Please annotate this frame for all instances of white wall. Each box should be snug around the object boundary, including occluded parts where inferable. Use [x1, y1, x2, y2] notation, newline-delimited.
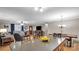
[0, 19, 79, 35]
[45, 20, 79, 35]
[0, 25, 4, 29]
[0, 24, 22, 32]
[0, 24, 11, 32]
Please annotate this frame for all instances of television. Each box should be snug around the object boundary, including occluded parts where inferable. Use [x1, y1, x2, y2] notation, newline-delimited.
[36, 26, 42, 30]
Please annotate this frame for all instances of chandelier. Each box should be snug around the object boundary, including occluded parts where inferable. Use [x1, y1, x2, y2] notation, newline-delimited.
[58, 15, 66, 34]
[34, 7, 45, 12]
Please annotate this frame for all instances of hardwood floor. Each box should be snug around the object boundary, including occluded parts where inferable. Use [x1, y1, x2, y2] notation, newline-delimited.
[0, 46, 10, 51]
[64, 44, 79, 51]
[0, 42, 11, 51]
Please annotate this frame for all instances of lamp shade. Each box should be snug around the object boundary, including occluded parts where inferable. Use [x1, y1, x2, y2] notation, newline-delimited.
[0, 29, 7, 33]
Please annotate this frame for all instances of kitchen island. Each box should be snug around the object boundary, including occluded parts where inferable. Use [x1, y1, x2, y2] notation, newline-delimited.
[10, 37, 65, 51]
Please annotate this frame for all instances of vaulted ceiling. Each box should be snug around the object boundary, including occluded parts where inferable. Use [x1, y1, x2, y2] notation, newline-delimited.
[0, 7, 79, 25]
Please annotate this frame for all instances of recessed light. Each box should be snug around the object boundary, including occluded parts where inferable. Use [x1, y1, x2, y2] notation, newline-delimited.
[40, 8, 43, 12]
[34, 7, 39, 11]
[45, 24, 48, 26]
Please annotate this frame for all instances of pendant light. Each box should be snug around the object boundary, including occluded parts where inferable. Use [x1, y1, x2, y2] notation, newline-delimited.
[58, 15, 66, 34]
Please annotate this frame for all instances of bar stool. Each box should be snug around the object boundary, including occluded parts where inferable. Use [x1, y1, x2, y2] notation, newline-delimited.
[65, 37, 72, 47]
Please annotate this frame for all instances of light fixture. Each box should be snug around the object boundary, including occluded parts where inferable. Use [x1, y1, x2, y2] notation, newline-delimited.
[40, 8, 43, 12]
[21, 21, 24, 25]
[45, 23, 48, 27]
[58, 15, 66, 34]
[0, 29, 7, 33]
[34, 7, 39, 11]
[62, 24, 66, 27]
[58, 24, 66, 28]
[34, 7, 45, 12]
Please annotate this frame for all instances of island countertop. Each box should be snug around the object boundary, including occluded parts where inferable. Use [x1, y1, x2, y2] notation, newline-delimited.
[10, 37, 65, 51]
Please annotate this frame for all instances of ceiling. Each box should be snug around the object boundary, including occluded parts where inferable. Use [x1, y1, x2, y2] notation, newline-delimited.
[0, 7, 79, 25]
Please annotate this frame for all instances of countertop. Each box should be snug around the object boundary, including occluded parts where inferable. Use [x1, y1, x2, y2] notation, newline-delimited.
[10, 37, 65, 51]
